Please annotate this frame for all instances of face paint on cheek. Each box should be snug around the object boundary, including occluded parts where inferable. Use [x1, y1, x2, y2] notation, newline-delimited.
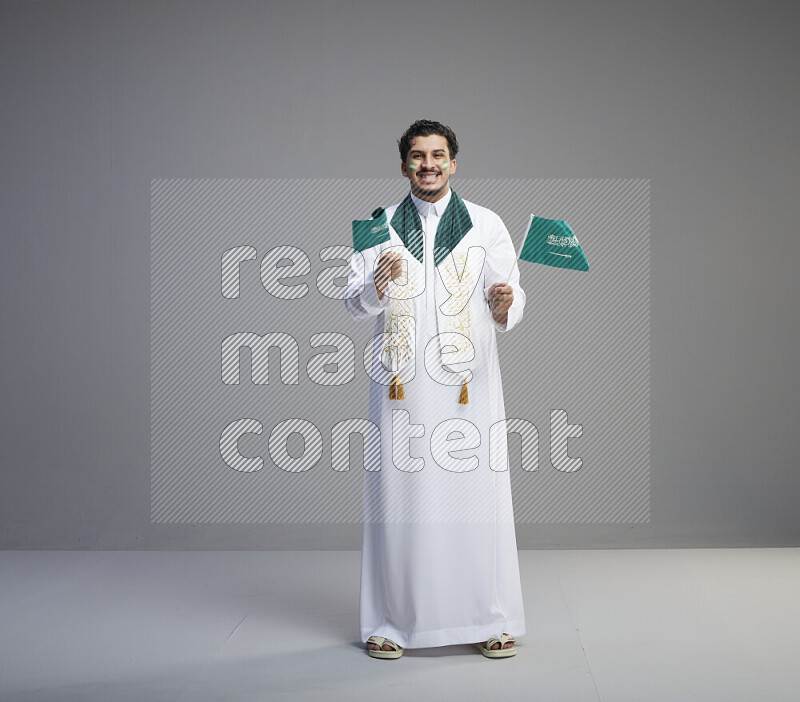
[408, 162, 419, 171]
[440, 161, 450, 170]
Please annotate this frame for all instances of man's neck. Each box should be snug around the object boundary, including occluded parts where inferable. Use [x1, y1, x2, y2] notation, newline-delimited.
[411, 185, 451, 204]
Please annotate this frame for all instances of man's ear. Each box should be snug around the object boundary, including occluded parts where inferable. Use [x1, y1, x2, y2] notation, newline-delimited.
[400, 161, 409, 178]
[450, 159, 457, 176]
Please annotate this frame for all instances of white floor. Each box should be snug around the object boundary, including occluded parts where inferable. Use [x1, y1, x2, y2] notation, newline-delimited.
[0, 548, 798, 701]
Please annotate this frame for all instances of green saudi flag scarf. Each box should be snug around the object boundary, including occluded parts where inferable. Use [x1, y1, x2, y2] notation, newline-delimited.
[390, 189, 473, 267]
[352, 190, 473, 264]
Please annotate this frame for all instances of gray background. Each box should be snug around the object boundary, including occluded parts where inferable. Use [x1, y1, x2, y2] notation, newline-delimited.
[1, 0, 797, 549]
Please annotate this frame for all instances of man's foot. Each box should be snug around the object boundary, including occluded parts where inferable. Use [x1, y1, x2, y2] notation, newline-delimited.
[366, 635, 404, 658]
[367, 639, 396, 651]
[474, 632, 516, 658]
[483, 631, 514, 650]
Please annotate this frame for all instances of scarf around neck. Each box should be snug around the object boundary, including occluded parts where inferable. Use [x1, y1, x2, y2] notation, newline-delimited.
[390, 189, 473, 267]
[381, 189, 479, 405]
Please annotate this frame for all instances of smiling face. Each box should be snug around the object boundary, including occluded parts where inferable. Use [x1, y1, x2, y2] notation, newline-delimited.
[400, 134, 457, 203]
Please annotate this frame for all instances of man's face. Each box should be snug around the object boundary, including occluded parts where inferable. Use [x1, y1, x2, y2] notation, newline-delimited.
[400, 134, 457, 202]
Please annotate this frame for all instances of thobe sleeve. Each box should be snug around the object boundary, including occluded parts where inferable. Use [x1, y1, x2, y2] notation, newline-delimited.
[343, 245, 391, 321]
[482, 214, 526, 333]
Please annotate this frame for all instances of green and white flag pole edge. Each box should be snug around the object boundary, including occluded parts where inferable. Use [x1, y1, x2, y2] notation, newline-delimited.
[503, 213, 535, 285]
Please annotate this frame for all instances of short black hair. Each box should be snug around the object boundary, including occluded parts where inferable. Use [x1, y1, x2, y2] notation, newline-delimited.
[398, 120, 459, 162]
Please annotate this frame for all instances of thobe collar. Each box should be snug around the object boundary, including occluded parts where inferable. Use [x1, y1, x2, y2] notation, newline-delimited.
[390, 187, 473, 267]
[410, 187, 452, 219]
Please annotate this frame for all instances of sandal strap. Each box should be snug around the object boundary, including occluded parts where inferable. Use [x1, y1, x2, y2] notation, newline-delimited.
[367, 635, 401, 650]
[485, 633, 515, 649]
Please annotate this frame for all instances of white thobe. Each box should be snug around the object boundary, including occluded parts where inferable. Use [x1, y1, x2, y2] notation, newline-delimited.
[345, 187, 527, 649]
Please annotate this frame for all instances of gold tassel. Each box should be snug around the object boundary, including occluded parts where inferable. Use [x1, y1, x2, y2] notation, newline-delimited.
[458, 378, 469, 404]
[389, 374, 405, 400]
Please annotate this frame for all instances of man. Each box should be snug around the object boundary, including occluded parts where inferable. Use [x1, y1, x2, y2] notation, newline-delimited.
[344, 120, 526, 659]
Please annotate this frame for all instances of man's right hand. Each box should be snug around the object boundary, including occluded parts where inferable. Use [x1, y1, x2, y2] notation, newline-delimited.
[375, 251, 405, 299]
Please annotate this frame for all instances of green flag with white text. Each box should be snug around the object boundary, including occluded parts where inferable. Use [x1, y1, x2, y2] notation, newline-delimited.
[518, 214, 589, 271]
[352, 207, 391, 252]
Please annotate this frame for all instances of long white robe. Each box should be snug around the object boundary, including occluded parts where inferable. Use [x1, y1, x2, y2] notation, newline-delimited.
[345, 188, 527, 649]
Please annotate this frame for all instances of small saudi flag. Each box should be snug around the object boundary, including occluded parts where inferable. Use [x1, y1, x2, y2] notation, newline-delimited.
[516, 214, 589, 272]
[352, 207, 391, 252]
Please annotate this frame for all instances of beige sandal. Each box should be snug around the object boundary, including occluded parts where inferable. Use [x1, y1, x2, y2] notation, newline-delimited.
[366, 635, 405, 659]
[473, 632, 516, 658]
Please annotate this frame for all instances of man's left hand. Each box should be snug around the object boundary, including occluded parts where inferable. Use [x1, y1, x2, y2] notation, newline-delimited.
[488, 283, 513, 324]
